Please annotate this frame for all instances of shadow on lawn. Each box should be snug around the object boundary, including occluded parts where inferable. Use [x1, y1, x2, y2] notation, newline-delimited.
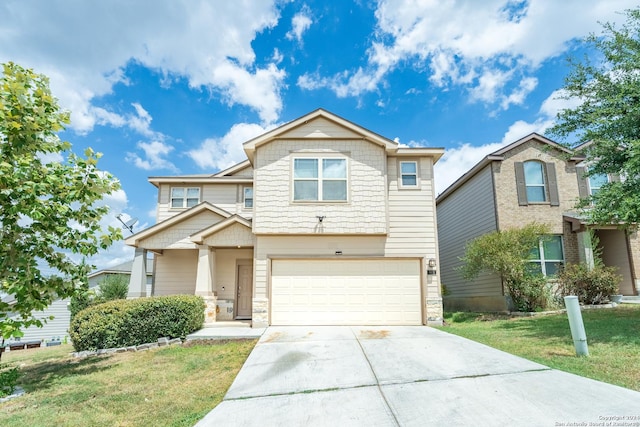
[18, 355, 114, 393]
[495, 306, 640, 346]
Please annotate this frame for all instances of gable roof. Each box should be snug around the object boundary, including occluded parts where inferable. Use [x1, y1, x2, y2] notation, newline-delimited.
[436, 133, 583, 204]
[189, 215, 253, 244]
[213, 159, 252, 177]
[88, 259, 154, 278]
[242, 108, 399, 163]
[124, 202, 233, 247]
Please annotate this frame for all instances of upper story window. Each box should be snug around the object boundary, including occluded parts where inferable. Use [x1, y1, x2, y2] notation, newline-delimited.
[515, 161, 559, 206]
[528, 235, 564, 277]
[588, 173, 609, 196]
[523, 161, 546, 202]
[293, 157, 347, 202]
[244, 187, 253, 209]
[400, 161, 418, 187]
[171, 187, 200, 208]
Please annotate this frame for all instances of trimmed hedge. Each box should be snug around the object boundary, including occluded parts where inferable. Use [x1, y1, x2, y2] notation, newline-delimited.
[69, 295, 205, 351]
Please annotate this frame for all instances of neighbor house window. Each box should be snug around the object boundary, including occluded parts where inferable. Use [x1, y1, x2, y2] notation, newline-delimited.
[529, 236, 564, 277]
[293, 158, 347, 201]
[524, 161, 546, 202]
[244, 187, 253, 208]
[400, 161, 418, 187]
[588, 173, 609, 196]
[171, 187, 200, 208]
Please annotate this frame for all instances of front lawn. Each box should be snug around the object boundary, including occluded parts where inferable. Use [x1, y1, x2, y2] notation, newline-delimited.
[0, 339, 256, 427]
[439, 304, 640, 391]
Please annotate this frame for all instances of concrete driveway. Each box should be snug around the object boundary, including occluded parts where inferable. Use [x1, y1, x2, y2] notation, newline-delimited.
[196, 326, 640, 426]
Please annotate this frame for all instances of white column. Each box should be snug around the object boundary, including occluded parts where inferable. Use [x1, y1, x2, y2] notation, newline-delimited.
[577, 231, 595, 269]
[195, 246, 215, 296]
[127, 248, 147, 298]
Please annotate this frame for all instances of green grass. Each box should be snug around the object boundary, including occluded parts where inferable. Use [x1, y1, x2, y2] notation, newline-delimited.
[0, 339, 256, 427]
[438, 304, 640, 391]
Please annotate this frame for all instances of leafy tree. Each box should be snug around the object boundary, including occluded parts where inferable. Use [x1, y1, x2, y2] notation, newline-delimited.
[0, 62, 122, 356]
[97, 274, 130, 301]
[461, 223, 551, 312]
[549, 8, 640, 226]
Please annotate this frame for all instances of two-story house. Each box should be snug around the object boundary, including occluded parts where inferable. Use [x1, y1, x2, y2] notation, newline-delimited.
[125, 109, 444, 327]
[436, 133, 640, 312]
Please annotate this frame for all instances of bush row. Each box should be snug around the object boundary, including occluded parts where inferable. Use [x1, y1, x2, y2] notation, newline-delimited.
[557, 263, 622, 305]
[69, 295, 205, 351]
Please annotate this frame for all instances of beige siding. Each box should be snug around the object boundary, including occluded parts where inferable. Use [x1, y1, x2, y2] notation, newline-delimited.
[385, 157, 437, 255]
[202, 223, 254, 247]
[230, 165, 254, 178]
[597, 230, 635, 295]
[254, 235, 387, 299]
[437, 165, 501, 297]
[253, 139, 387, 234]
[19, 299, 71, 342]
[157, 183, 246, 222]
[386, 156, 440, 299]
[213, 249, 253, 301]
[154, 249, 197, 295]
[282, 117, 365, 139]
[493, 141, 580, 233]
[627, 230, 640, 295]
[140, 211, 224, 250]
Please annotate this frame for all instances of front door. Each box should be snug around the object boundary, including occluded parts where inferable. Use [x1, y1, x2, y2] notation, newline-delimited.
[236, 264, 253, 319]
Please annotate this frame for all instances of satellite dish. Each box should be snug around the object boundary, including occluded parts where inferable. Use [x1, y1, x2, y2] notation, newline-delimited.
[116, 214, 138, 234]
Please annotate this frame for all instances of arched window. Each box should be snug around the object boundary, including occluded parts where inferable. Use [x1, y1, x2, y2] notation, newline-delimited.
[523, 161, 546, 202]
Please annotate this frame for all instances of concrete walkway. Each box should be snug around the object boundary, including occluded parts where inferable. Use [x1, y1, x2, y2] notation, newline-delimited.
[196, 326, 640, 427]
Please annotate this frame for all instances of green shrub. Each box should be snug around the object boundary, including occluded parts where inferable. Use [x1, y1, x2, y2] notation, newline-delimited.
[70, 274, 129, 320]
[0, 363, 20, 397]
[98, 274, 129, 300]
[558, 263, 622, 305]
[69, 295, 205, 351]
[507, 274, 551, 312]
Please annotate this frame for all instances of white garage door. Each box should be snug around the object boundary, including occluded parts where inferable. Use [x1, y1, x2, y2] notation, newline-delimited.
[270, 259, 422, 325]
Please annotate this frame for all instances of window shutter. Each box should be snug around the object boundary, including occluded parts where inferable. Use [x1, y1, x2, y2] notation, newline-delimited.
[575, 166, 589, 199]
[514, 162, 528, 206]
[545, 163, 560, 206]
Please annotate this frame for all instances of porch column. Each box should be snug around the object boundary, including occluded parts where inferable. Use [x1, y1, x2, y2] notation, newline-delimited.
[577, 231, 595, 269]
[195, 246, 215, 296]
[127, 247, 147, 298]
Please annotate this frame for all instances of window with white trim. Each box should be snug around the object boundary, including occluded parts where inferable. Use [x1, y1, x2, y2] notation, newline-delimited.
[528, 236, 564, 277]
[171, 187, 200, 208]
[293, 158, 347, 201]
[523, 161, 547, 202]
[244, 187, 253, 209]
[400, 161, 418, 187]
[588, 173, 609, 196]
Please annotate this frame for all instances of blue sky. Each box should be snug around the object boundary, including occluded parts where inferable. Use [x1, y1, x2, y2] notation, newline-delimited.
[1, 0, 637, 270]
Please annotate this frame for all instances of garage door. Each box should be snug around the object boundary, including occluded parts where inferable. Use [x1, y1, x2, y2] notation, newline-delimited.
[270, 259, 422, 325]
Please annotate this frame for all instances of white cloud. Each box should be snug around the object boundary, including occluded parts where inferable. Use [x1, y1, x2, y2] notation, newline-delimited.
[500, 88, 585, 143]
[0, 0, 285, 130]
[300, 0, 637, 108]
[187, 122, 276, 171]
[286, 6, 313, 43]
[126, 140, 177, 172]
[434, 141, 505, 194]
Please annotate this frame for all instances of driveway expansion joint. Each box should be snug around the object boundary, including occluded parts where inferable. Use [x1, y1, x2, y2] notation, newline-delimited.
[224, 383, 378, 401]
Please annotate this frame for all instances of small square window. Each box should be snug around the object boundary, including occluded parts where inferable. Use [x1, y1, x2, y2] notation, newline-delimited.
[400, 161, 418, 187]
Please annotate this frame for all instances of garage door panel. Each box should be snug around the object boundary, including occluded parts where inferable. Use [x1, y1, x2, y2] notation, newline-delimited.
[271, 259, 421, 326]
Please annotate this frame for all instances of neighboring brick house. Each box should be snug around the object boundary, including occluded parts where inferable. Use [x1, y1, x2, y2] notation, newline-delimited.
[126, 109, 445, 327]
[436, 133, 640, 312]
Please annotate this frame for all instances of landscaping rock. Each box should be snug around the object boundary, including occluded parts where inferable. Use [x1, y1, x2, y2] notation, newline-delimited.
[157, 337, 169, 346]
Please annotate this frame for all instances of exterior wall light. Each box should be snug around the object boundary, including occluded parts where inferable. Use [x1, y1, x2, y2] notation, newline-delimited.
[427, 258, 437, 275]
